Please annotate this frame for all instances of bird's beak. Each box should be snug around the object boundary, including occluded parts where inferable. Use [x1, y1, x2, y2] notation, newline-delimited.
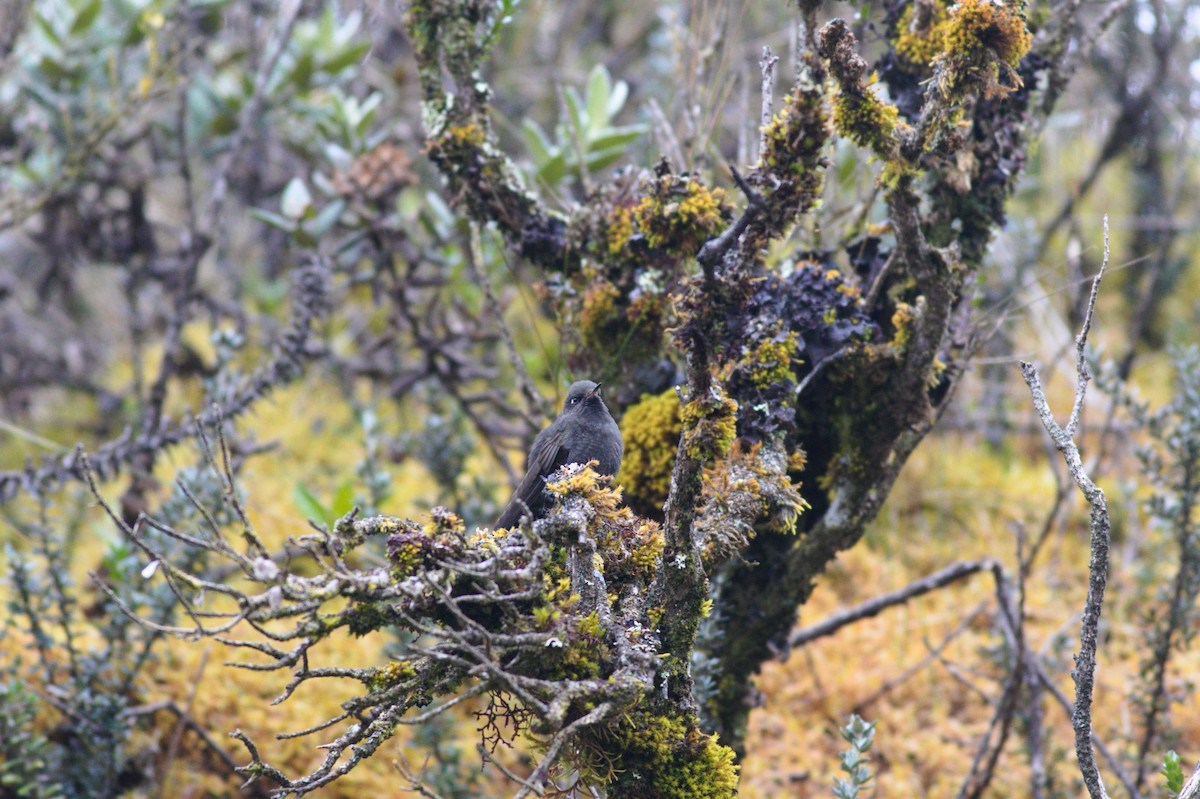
[587, 383, 603, 398]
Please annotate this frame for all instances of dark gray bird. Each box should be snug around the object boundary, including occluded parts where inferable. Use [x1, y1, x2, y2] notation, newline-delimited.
[494, 381, 623, 529]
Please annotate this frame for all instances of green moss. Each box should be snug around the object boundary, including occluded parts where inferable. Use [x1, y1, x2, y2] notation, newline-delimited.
[577, 707, 739, 798]
[744, 333, 799, 389]
[579, 279, 623, 352]
[831, 76, 901, 158]
[368, 660, 418, 691]
[606, 204, 636, 256]
[618, 389, 683, 517]
[629, 522, 665, 570]
[890, 302, 915, 353]
[932, 0, 1032, 103]
[944, 0, 1031, 68]
[761, 89, 829, 177]
[681, 389, 738, 464]
[632, 177, 731, 256]
[894, 1, 953, 67]
[346, 601, 392, 637]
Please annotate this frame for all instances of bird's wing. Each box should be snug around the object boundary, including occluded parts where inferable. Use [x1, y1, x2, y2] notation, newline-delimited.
[494, 426, 569, 529]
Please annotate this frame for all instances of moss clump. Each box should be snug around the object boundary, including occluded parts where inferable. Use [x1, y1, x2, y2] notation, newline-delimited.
[618, 389, 683, 517]
[894, 0, 953, 67]
[681, 388, 738, 463]
[890, 302, 916, 353]
[368, 660, 418, 691]
[894, 0, 1030, 76]
[386, 508, 467, 579]
[545, 463, 625, 520]
[944, 0, 1031, 68]
[761, 88, 829, 178]
[695, 440, 809, 568]
[744, 333, 799, 389]
[577, 707, 739, 799]
[579, 279, 624, 352]
[932, 0, 1032, 101]
[632, 176, 731, 256]
[831, 73, 901, 158]
[606, 204, 636, 256]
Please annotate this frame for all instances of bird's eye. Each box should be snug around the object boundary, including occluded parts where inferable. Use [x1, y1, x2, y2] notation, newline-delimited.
[570, 397, 579, 405]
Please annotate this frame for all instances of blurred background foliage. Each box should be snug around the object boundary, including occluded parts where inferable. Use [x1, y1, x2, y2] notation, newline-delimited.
[0, 0, 1198, 796]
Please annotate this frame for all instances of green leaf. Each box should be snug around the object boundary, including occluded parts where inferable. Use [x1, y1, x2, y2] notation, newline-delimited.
[322, 41, 370, 75]
[351, 92, 382, 137]
[521, 119, 554, 166]
[535, 153, 568, 186]
[1163, 751, 1184, 795]
[292, 483, 332, 527]
[332, 480, 356, 519]
[563, 86, 586, 139]
[70, 0, 103, 34]
[37, 54, 78, 85]
[281, 177, 313, 219]
[585, 65, 611, 132]
[249, 208, 297, 232]
[284, 50, 315, 90]
[308, 198, 346, 237]
[33, 12, 63, 46]
[607, 78, 629, 118]
[586, 125, 645, 152]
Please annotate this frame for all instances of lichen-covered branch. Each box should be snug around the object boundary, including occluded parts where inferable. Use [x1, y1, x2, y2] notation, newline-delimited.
[83, 403, 741, 798]
[1019, 217, 1112, 799]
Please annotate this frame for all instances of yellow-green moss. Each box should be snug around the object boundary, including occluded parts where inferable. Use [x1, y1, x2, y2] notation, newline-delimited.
[577, 708, 739, 799]
[606, 204, 636, 256]
[744, 333, 799, 389]
[579, 279, 623, 352]
[681, 388, 738, 464]
[944, 0, 1031, 68]
[618, 389, 683, 517]
[761, 89, 829, 176]
[894, 1, 953, 67]
[545, 464, 625, 519]
[633, 178, 731, 255]
[630, 522, 666, 570]
[831, 75, 901, 157]
[890, 302, 915, 353]
[368, 660, 417, 691]
[895, 0, 1030, 73]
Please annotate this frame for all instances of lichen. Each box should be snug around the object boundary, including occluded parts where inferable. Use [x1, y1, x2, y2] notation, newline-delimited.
[386, 508, 467, 579]
[695, 440, 809, 569]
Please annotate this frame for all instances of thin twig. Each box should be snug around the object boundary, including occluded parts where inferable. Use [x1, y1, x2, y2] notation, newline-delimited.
[788, 559, 998, 649]
[1019, 216, 1113, 799]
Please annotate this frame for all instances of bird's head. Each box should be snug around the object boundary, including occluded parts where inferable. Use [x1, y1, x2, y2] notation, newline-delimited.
[562, 380, 606, 415]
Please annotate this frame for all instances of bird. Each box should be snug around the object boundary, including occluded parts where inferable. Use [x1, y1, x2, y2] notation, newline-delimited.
[494, 380, 623, 529]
